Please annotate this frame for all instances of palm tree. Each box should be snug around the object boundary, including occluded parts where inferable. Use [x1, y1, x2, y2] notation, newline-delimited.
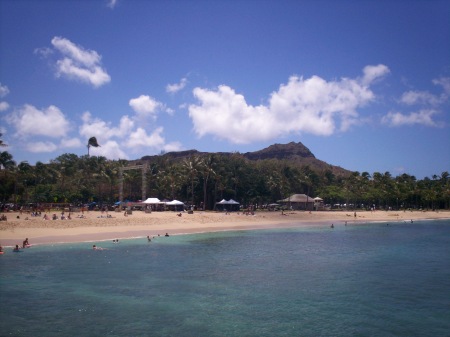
[0, 151, 15, 173]
[182, 155, 201, 207]
[0, 133, 7, 147]
[200, 155, 216, 210]
[17, 161, 32, 203]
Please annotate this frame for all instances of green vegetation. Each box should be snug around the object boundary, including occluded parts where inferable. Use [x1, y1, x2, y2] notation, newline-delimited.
[0, 148, 448, 210]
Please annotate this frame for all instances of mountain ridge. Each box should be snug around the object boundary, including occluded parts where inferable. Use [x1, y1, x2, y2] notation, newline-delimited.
[137, 142, 350, 176]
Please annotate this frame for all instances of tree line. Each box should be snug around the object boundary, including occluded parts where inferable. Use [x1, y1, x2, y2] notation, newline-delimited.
[1, 148, 449, 211]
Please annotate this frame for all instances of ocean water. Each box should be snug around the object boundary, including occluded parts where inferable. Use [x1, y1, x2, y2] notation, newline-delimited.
[1, 220, 449, 337]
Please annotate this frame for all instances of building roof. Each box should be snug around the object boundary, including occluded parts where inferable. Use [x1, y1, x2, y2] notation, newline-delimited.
[278, 194, 314, 203]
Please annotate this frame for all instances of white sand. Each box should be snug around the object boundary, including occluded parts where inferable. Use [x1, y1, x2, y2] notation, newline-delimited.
[1, 209, 449, 247]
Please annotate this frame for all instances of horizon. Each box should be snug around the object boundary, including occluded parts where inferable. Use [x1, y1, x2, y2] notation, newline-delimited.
[1, 0, 449, 179]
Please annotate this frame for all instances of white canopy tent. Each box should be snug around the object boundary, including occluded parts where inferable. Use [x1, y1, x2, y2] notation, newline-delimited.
[216, 199, 240, 211]
[142, 197, 165, 211]
[165, 200, 185, 211]
[143, 198, 163, 204]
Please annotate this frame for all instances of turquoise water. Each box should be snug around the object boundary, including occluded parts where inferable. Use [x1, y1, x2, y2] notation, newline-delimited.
[1, 220, 450, 337]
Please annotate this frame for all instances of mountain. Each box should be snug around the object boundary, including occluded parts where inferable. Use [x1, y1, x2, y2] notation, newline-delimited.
[242, 142, 315, 160]
[138, 142, 350, 176]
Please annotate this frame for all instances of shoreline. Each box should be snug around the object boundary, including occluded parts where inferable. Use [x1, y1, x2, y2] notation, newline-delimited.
[1, 210, 449, 247]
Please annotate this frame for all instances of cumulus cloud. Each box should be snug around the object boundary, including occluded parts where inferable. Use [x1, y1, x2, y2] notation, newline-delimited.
[400, 91, 441, 106]
[79, 111, 134, 141]
[189, 65, 388, 144]
[384, 76, 449, 127]
[126, 127, 166, 148]
[126, 127, 183, 153]
[129, 95, 163, 120]
[88, 140, 128, 159]
[78, 111, 181, 159]
[0, 102, 9, 112]
[50, 37, 111, 88]
[166, 78, 188, 94]
[382, 110, 439, 127]
[60, 137, 83, 148]
[400, 77, 450, 106]
[0, 83, 9, 97]
[26, 141, 58, 153]
[433, 77, 450, 95]
[5, 104, 70, 138]
[361, 64, 390, 86]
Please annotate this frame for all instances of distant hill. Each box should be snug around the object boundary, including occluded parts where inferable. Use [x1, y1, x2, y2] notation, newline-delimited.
[137, 142, 350, 176]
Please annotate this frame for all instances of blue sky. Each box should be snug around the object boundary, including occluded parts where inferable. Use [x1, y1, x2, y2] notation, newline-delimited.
[1, 0, 449, 179]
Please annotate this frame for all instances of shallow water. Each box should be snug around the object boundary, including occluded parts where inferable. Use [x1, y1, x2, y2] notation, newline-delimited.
[1, 220, 449, 336]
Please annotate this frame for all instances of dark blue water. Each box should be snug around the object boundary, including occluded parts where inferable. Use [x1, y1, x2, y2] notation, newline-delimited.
[1, 220, 449, 336]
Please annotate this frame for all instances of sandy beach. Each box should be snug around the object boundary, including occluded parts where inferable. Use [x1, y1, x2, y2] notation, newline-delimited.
[1, 209, 449, 247]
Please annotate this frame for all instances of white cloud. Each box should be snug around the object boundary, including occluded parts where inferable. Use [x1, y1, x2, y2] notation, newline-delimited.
[0, 101, 9, 111]
[60, 137, 83, 148]
[381, 109, 439, 127]
[166, 78, 188, 94]
[88, 140, 128, 160]
[78, 111, 181, 158]
[52, 37, 100, 68]
[0, 83, 9, 97]
[26, 141, 58, 153]
[126, 127, 166, 148]
[400, 77, 450, 106]
[34, 47, 53, 58]
[107, 0, 117, 9]
[50, 37, 111, 88]
[189, 65, 387, 144]
[386, 76, 449, 127]
[129, 95, 162, 120]
[79, 111, 134, 141]
[5, 104, 70, 138]
[126, 127, 183, 153]
[433, 77, 450, 95]
[163, 141, 183, 152]
[400, 91, 441, 106]
[361, 64, 390, 86]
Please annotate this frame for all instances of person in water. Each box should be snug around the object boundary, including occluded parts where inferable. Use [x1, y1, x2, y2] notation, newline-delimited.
[13, 245, 20, 252]
[23, 238, 29, 248]
[165, 233, 170, 237]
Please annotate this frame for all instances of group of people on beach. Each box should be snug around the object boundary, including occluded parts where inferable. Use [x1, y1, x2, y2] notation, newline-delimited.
[146, 233, 170, 242]
[0, 238, 30, 253]
[92, 233, 170, 250]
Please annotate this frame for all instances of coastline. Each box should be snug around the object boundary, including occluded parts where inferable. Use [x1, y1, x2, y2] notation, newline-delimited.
[1, 210, 449, 247]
